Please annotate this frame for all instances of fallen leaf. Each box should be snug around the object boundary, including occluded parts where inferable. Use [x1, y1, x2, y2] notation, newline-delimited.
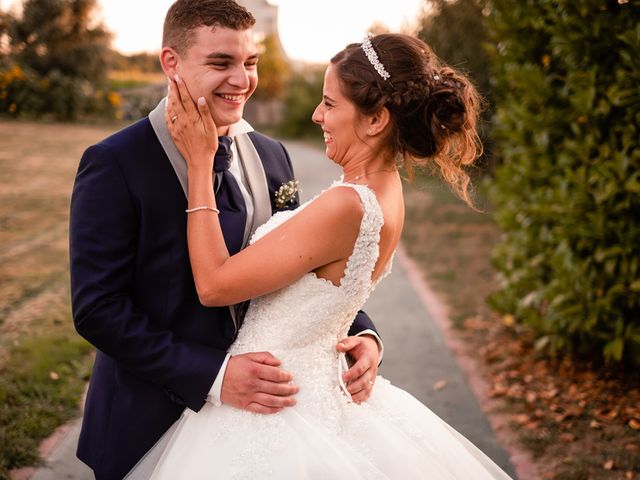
[433, 379, 448, 391]
[490, 383, 508, 397]
[502, 314, 515, 327]
[559, 432, 576, 443]
[625, 406, 640, 417]
[513, 414, 530, 425]
[590, 420, 602, 429]
[49, 371, 59, 381]
[603, 459, 614, 470]
[595, 409, 619, 421]
[628, 418, 640, 430]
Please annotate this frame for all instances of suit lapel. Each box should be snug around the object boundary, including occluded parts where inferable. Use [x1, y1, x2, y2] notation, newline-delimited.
[149, 100, 273, 239]
[148, 98, 189, 199]
[235, 133, 272, 246]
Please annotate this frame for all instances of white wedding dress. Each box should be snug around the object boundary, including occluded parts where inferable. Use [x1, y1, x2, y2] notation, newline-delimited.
[126, 182, 512, 479]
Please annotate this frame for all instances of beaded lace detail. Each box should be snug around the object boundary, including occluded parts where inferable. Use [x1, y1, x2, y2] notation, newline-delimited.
[231, 181, 385, 351]
[228, 182, 387, 436]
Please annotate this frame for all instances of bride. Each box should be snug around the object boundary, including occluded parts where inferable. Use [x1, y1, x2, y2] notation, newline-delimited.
[127, 33, 511, 479]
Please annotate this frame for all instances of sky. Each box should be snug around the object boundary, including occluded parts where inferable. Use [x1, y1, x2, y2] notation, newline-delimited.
[0, 0, 426, 63]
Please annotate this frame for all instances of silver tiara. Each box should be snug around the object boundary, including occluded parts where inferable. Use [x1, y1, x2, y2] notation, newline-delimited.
[361, 33, 390, 80]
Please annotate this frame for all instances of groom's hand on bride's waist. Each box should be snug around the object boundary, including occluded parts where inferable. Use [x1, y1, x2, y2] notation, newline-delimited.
[220, 352, 298, 414]
[337, 335, 380, 404]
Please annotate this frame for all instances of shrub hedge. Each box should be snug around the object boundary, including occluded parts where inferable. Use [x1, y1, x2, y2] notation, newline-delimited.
[0, 64, 120, 121]
[487, 0, 640, 363]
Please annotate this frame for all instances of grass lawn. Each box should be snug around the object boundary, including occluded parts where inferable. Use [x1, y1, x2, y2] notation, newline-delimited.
[0, 120, 123, 478]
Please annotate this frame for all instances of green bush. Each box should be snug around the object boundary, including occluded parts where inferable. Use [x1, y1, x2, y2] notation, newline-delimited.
[278, 66, 325, 138]
[487, 0, 640, 364]
[0, 64, 120, 120]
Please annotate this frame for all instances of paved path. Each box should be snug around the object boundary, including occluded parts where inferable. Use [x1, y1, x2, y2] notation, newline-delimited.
[27, 140, 516, 479]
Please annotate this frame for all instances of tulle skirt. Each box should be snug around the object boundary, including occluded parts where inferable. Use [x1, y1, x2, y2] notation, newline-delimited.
[125, 376, 511, 479]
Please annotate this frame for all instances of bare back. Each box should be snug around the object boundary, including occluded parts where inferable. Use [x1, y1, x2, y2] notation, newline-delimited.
[313, 175, 404, 286]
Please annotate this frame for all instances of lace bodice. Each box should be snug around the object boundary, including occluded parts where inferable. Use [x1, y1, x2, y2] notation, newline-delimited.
[230, 182, 384, 352]
[229, 182, 388, 422]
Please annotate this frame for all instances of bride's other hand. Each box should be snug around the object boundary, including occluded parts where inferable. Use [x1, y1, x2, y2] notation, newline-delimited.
[337, 335, 380, 404]
[165, 74, 218, 173]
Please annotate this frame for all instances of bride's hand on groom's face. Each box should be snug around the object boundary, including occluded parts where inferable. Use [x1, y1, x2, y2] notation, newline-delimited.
[221, 352, 299, 414]
[166, 74, 218, 172]
[337, 336, 380, 404]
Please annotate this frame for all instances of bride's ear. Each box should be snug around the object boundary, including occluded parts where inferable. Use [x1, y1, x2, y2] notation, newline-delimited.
[365, 107, 391, 136]
[160, 47, 179, 78]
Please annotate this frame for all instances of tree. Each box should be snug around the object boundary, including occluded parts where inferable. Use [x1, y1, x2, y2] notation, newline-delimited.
[7, 0, 111, 84]
[278, 65, 325, 138]
[0, 8, 12, 64]
[417, 0, 491, 100]
[253, 33, 290, 100]
[416, 0, 494, 167]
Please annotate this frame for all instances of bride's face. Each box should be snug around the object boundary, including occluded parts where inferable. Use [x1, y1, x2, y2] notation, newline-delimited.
[312, 65, 368, 165]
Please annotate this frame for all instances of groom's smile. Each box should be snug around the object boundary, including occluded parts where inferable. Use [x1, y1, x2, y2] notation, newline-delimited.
[216, 93, 246, 104]
[162, 25, 259, 135]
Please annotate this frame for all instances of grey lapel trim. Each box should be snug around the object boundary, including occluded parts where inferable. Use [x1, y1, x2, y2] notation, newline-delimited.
[149, 99, 248, 327]
[149, 98, 189, 199]
[235, 133, 272, 246]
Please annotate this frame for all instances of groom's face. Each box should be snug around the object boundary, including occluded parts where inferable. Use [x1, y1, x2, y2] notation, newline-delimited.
[174, 26, 259, 134]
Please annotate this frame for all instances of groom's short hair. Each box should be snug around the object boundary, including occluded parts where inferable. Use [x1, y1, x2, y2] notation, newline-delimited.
[163, 0, 256, 54]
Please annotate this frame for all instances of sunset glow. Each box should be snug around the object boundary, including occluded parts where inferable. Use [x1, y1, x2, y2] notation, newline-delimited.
[1, 0, 426, 63]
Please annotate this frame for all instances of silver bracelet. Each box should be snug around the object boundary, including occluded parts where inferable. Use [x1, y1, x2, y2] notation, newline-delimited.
[185, 206, 220, 214]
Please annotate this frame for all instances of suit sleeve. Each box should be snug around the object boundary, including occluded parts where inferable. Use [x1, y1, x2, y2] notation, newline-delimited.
[70, 144, 224, 411]
[348, 310, 376, 336]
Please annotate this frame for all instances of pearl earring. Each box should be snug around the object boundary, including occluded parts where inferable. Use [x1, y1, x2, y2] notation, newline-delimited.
[367, 129, 373, 136]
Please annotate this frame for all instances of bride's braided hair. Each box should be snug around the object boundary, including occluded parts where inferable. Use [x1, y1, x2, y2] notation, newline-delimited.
[331, 34, 482, 206]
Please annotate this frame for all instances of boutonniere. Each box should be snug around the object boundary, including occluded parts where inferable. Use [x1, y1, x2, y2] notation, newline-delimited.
[274, 180, 300, 208]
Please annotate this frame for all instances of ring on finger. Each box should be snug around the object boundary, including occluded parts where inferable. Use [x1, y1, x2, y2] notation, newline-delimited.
[171, 115, 178, 123]
[368, 380, 374, 386]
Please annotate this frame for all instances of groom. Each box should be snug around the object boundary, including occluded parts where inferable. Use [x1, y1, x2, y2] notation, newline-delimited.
[69, 0, 382, 478]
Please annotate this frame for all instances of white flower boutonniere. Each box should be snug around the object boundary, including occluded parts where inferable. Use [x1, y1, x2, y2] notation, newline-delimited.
[275, 180, 300, 209]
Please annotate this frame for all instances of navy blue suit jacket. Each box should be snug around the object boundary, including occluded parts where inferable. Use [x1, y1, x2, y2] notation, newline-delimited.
[69, 117, 378, 479]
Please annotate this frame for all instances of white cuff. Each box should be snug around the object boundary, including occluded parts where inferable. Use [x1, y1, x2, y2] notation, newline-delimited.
[207, 353, 231, 407]
[355, 329, 384, 365]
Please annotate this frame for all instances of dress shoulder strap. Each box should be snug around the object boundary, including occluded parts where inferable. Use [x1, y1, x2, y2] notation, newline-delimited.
[333, 182, 384, 298]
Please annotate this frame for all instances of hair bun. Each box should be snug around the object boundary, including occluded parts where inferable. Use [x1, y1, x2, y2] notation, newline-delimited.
[427, 68, 467, 134]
